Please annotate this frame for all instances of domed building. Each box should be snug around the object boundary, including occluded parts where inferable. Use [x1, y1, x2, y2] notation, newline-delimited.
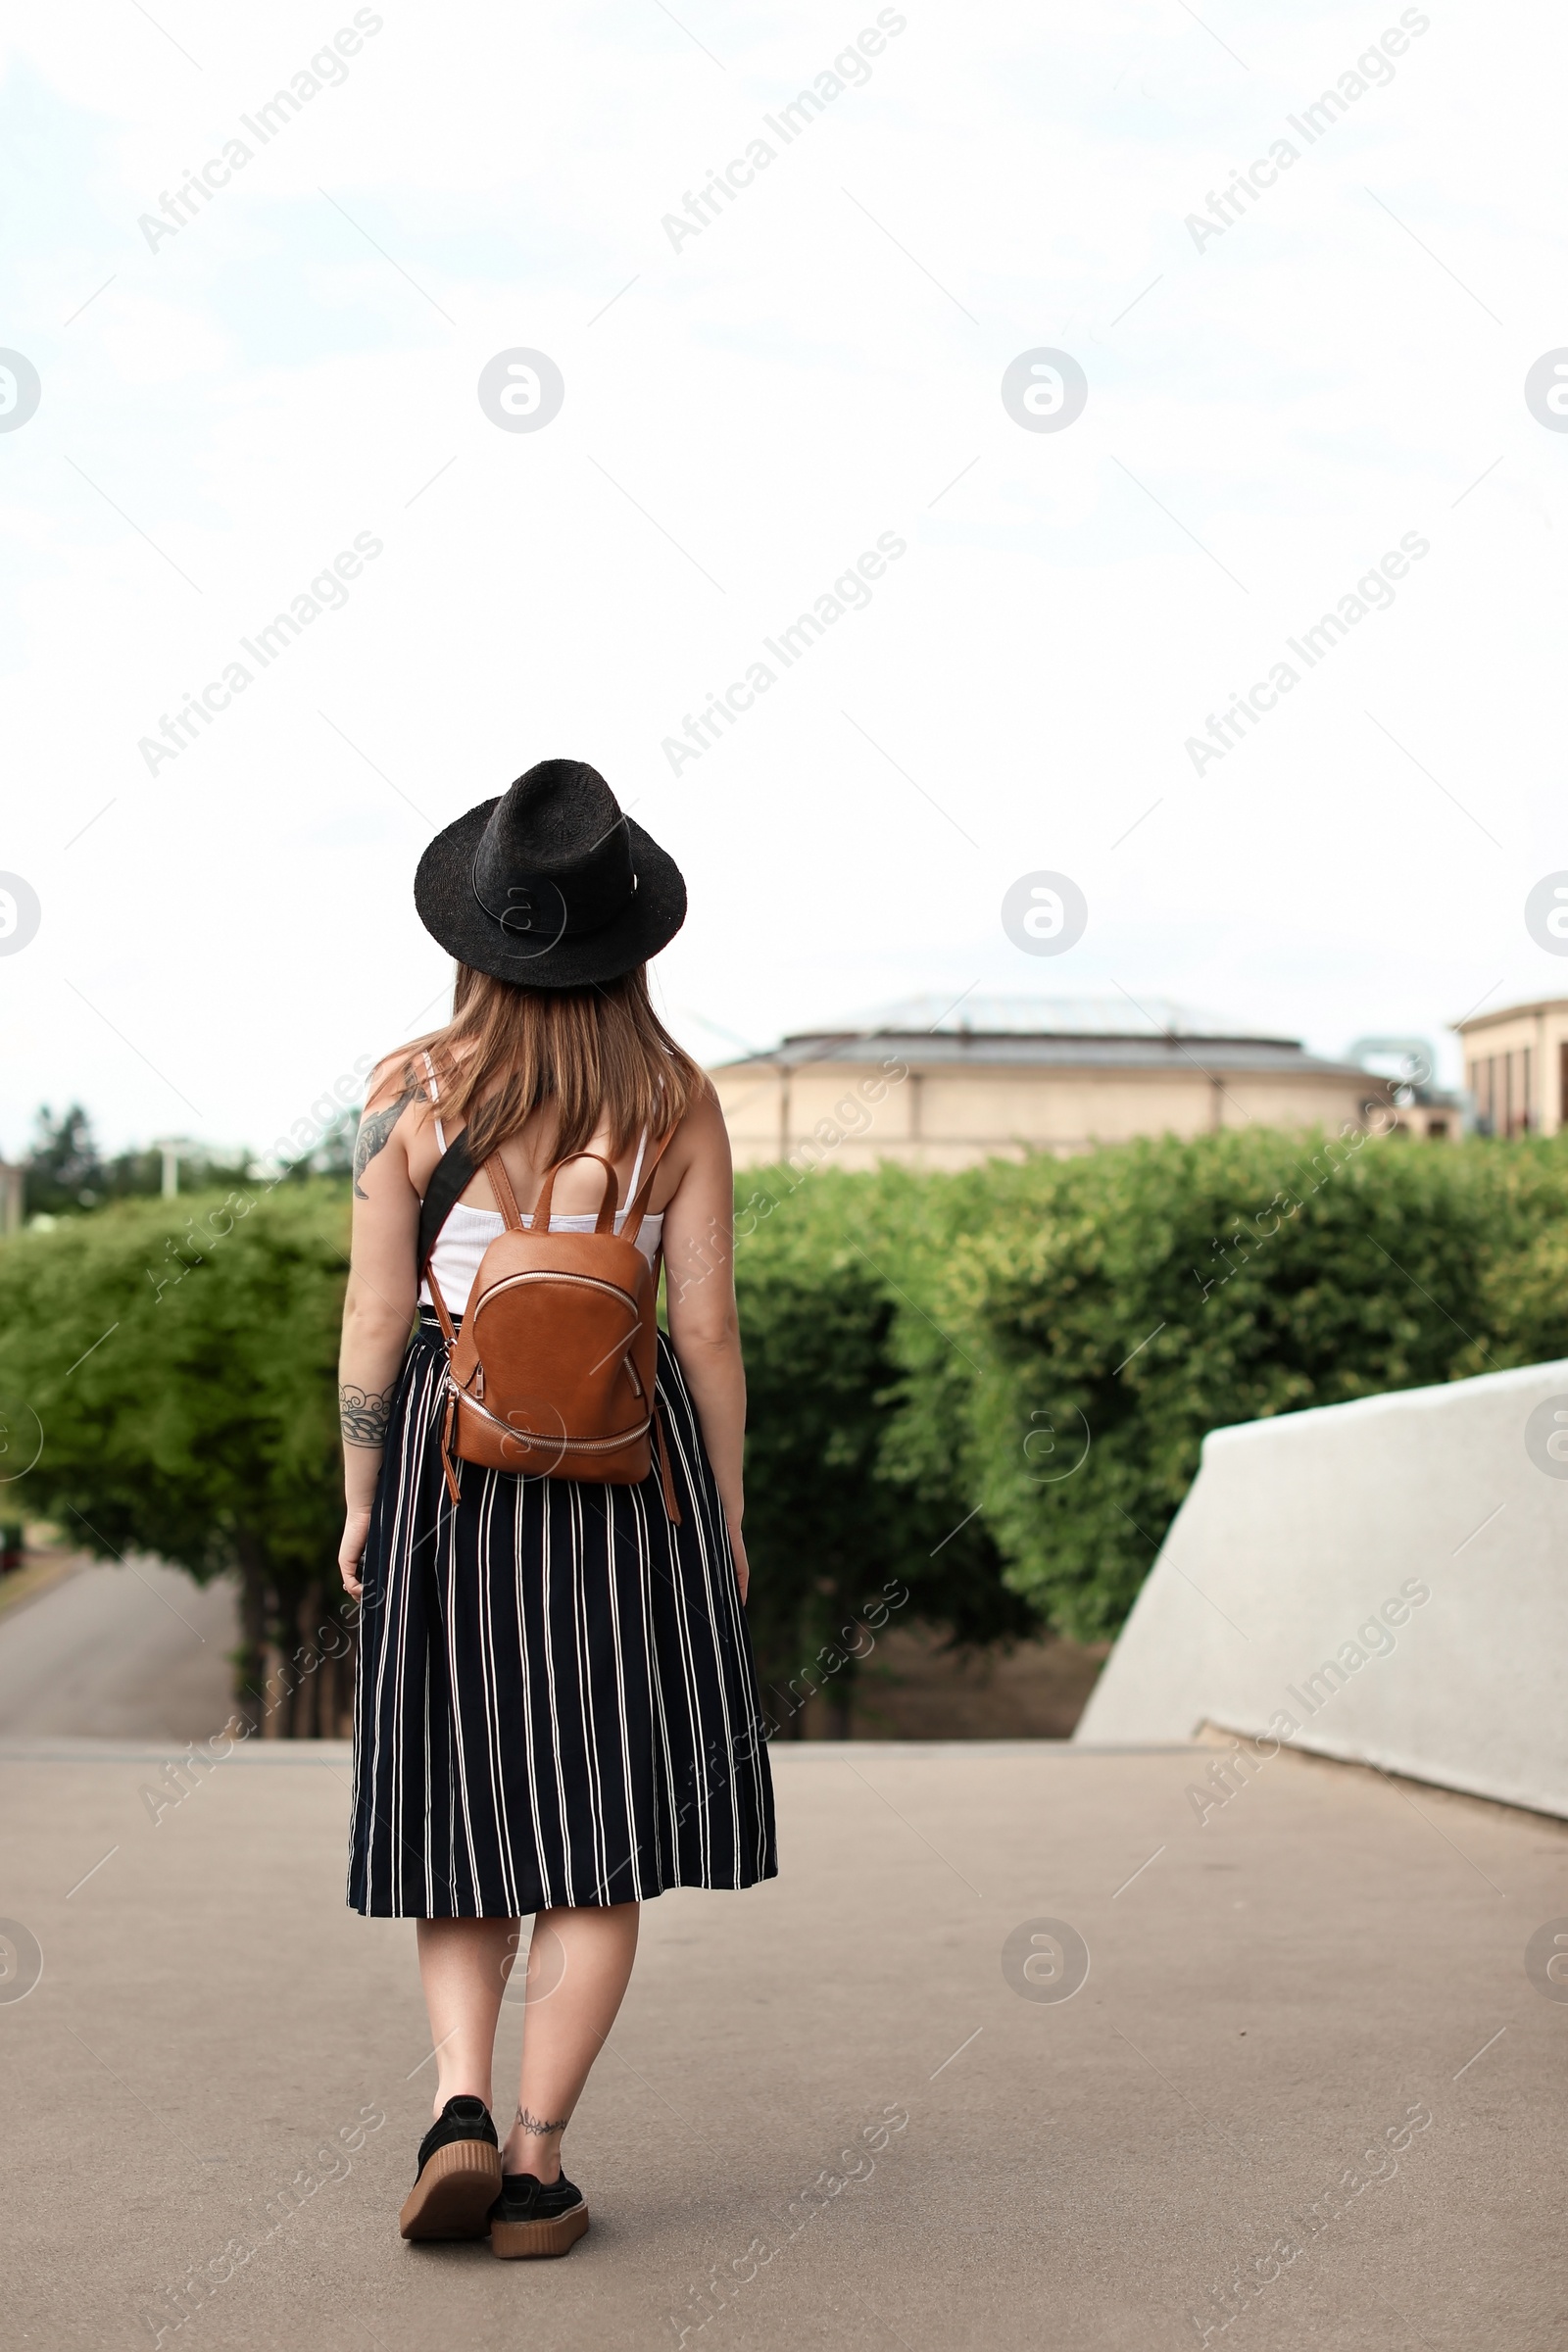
[710, 996, 1458, 1172]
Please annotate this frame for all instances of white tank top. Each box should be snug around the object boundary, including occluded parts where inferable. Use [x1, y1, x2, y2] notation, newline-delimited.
[417, 1059, 663, 1319]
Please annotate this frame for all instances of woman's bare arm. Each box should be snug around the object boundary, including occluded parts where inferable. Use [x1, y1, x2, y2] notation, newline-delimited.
[661, 1088, 749, 1598]
[337, 1059, 424, 1596]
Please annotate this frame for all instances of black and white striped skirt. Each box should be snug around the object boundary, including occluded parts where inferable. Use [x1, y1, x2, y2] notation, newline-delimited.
[348, 1316, 777, 1918]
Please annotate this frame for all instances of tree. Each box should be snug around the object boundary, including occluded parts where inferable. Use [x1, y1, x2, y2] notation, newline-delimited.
[23, 1103, 104, 1214]
[20, 1102, 255, 1218]
[0, 1182, 353, 1733]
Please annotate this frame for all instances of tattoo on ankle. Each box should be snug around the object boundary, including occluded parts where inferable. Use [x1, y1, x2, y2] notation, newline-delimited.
[514, 2104, 568, 2135]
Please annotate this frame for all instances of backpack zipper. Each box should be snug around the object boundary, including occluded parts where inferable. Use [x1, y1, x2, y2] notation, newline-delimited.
[449, 1381, 652, 1453]
[475, 1269, 640, 1312]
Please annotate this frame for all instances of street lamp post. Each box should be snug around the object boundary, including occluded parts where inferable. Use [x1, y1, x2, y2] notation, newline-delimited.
[151, 1140, 182, 1199]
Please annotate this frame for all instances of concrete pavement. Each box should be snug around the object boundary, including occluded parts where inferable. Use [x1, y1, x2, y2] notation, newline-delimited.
[0, 1557, 236, 1742]
[3, 1730, 1565, 2350]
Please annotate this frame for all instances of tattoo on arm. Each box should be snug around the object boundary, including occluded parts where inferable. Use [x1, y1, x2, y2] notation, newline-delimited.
[340, 1382, 397, 1448]
[514, 2104, 570, 2135]
[353, 1081, 421, 1200]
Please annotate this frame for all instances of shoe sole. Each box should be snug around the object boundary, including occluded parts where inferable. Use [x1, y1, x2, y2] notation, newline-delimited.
[399, 2138, 503, 2240]
[490, 2203, 590, 2259]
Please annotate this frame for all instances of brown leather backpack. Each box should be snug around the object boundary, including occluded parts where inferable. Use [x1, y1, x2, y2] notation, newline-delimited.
[419, 1135, 680, 1521]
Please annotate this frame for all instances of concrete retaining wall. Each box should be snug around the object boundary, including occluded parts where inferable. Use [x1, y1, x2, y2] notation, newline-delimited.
[1074, 1359, 1568, 1817]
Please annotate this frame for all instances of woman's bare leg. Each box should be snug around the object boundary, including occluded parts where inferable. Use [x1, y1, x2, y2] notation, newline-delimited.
[415, 1917, 517, 2118]
[503, 1903, 640, 2181]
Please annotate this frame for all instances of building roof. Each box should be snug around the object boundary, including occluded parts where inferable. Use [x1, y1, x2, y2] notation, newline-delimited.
[709, 998, 1480, 1098]
[719, 1015, 1372, 1077]
[1453, 997, 1568, 1036]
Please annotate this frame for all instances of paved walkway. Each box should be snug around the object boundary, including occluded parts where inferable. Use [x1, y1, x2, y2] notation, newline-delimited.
[0, 1557, 236, 1740]
[4, 1723, 1564, 2349]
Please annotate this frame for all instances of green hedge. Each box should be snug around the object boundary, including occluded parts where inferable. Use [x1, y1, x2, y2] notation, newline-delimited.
[869, 1128, 1568, 1642]
[734, 1128, 1568, 1647]
[3, 1130, 1567, 1731]
[0, 1184, 348, 1727]
[727, 1166, 1037, 1731]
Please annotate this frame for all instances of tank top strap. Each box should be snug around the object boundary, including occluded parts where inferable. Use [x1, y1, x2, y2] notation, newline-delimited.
[420, 1050, 447, 1152]
[624, 1122, 649, 1204]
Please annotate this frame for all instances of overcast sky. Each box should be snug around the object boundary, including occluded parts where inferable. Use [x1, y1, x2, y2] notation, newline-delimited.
[2, 0, 1564, 1156]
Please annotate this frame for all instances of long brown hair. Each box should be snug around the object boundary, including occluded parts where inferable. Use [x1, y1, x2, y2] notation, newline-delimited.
[395, 964, 705, 1162]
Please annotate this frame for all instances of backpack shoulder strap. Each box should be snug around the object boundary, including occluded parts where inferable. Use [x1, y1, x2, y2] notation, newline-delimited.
[483, 1152, 526, 1231]
[417, 1131, 476, 1281]
[619, 1125, 678, 1248]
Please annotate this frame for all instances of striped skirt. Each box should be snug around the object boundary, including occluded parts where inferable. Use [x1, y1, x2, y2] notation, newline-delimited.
[348, 1316, 777, 1918]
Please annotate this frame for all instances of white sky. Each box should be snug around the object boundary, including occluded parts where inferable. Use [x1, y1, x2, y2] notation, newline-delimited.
[2, 0, 1564, 1156]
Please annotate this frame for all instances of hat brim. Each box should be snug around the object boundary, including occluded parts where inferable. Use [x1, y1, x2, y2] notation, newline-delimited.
[414, 800, 687, 987]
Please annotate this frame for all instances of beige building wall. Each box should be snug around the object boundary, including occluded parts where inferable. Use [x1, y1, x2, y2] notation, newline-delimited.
[712, 1054, 1390, 1174]
[1454, 998, 1568, 1137]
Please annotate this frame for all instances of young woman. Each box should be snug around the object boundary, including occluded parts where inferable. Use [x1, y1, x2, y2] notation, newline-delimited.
[338, 760, 776, 2258]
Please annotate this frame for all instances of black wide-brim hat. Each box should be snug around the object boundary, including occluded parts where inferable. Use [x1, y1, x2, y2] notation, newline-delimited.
[415, 759, 686, 988]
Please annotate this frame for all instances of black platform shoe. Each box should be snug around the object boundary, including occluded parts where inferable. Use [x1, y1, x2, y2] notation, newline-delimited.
[488, 2169, 590, 2258]
[399, 2096, 502, 2241]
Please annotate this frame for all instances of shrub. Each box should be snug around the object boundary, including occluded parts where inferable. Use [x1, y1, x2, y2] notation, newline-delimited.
[6, 1129, 1567, 1737]
[0, 1183, 351, 1730]
[731, 1165, 1039, 1733]
[880, 1128, 1568, 1641]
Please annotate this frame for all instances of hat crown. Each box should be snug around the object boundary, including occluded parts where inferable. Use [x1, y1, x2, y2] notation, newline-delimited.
[472, 760, 634, 938]
[413, 755, 686, 986]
